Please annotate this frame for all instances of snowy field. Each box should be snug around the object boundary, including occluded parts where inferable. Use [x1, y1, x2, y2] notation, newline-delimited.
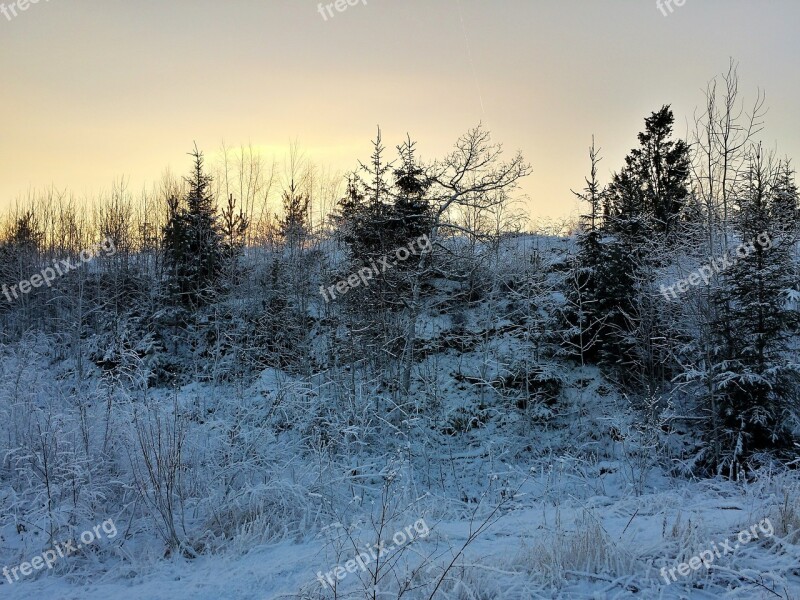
[2, 342, 799, 599]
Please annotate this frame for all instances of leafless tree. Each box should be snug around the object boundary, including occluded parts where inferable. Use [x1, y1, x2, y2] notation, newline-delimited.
[398, 126, 531, 393]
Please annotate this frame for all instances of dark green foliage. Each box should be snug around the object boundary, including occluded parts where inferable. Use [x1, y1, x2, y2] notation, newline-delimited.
[162, 148, 224, 309]
[573, 107, 690, 372]
[278, 179, 310, 251]
[220, 193, 249, 265]
[562, 137, 643, 369]
[338, 132, 433, 261]
[335, 131, 434, 313]
[707, 149, 800, 473]
[605, 105, 691, 238]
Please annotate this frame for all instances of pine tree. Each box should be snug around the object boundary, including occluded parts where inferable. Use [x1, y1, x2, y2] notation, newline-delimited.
[592, 107, 691, 374]
[772, 160, 800, 302]
[278, 179, 310, 252]
[162, 147, 224, 308]
[597, 151, 653, 370]
[392, 136, 434, 244]
[561, 138, 608, 364]
[337, 128, 396, 261]
[0, 210, 43, 316]
[708, 147, 799, 475]
[333, 131, 436, 385]
[606, 105, 691, 238]
[772, 160, 799, 240]
[336, 130, 434, 306]
[220, 193, 249, 261]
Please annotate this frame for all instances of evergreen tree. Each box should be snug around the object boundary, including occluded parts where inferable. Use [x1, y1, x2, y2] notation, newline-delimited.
[561, 139, 607, 364]
[278, 178, 310, 252]
[392, 136, 434, 244]
[220, 193, 249, 261]
[162, 147, 224, 308]
[772, 160, 799, 240]
[587, 107, 691, 375]
[336, 130, 434, 298]
[337, 128, 395, 261]
[605, 105, 691, 238]
[708, 147, 799, 475]
[333, 131, 435, 382]
[0, 210, 43, 315]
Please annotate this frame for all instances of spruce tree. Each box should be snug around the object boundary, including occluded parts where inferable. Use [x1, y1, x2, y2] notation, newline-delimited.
[561, 138, 607, 364]
[278, 178, 311, 253]
[162, 147, 223, 308]
[592, 107, 691, 374]
[392, 136, 434, 245]
[605, 105, 691, 238]
[336, 130, 434, 308]
[708, 147, 799, 475]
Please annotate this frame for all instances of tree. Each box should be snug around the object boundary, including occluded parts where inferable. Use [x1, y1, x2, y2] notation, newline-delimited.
[333, 131, 434, 385]
[772, 160, 799, 241]
[606, 105, 691, 239]
[278, 179, 310, 254]
[337, 128, 398, 264]
[334, 126, 529, 394]
[595, 107, 691, 375]
[392, 136, 434, 243]
[691, 60, 766, 254]
[336, 130, 433, 313]
[404, 126, 530, 394]
[220, 193, 249, 263]
[162, 147, 224, 309]
[560, 138, 607, 365]
[706, 147, 799, 476]
[0, 210, 43, 329]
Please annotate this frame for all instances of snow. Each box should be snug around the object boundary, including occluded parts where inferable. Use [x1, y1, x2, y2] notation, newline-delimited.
[1, 232, 799, 600]
[2, 350, 798, 599]
[3, 470, 799, 599]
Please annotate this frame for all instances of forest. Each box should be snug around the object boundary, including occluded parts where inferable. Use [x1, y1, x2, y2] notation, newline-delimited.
[1, 64, 799, 599]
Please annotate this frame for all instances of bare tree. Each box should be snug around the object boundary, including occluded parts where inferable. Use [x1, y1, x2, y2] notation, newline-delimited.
[399, 126, 531, 394]
[691, 59, 766, 254]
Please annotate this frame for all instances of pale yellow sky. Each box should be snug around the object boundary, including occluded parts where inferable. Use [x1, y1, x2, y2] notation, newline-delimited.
[1, 0, 799, 223]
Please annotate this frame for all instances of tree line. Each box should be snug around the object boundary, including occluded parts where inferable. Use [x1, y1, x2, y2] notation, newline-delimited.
[0, 62, 797, 480]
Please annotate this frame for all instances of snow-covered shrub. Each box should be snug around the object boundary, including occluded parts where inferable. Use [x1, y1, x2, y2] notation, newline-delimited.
[774, 483, 800, 544]
[520, 510, 636, 589]
[127, 395, 188, 555]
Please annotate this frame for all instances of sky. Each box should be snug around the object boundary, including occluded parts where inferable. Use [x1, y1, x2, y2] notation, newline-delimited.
[1, 0, 799, 224]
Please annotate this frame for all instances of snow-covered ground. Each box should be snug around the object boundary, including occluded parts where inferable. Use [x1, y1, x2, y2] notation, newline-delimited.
[4, 467, 799, 599]
[2, 354, 798, 599]
[2, 235, 799, 600]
